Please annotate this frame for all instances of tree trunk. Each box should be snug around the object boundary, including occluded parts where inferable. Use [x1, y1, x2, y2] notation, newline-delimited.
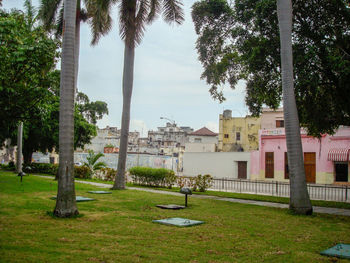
[112, 44, 135, 190]
[277, 0, 312, 215]
[75, 2, 81, 93]
[23, 149, 33, 164]
[16, 122, 23, 173]
[54, 0, 79, 217]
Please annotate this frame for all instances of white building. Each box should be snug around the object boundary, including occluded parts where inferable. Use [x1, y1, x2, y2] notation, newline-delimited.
[185, 127, 218, 153]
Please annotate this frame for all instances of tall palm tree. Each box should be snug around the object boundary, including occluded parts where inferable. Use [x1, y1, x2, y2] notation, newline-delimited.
[90, 0, 184, 189]
[39, 0, 112, 90]
[276, 0, 312, 215]
[54, 0, 79, 218]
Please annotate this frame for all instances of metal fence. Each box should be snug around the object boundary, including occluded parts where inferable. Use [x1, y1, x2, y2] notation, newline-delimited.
[209, 178, 349, 202]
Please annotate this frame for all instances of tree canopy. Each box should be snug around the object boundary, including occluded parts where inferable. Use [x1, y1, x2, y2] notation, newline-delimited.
[192, 0, 350, 136]
[0, 7, 108, 163]
[0, 9, 59, 143]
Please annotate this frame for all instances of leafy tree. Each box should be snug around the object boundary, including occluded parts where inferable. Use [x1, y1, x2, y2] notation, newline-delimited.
[54, 0, 79, 218]
[192, 0, 350, 136]
[0, 9, 59, 145]
[277, 0, 312, 215]
[76, 92, 108, 125]
[90, 0, 185, 190]
[83, 150, 107, 177]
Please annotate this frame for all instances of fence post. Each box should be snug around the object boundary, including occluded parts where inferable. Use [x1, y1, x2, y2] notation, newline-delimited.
[276, 181, 278, 196]
[346, 186, 348, 202]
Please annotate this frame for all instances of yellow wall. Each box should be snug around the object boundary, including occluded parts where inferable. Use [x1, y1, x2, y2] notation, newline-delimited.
[219, 114, 261, 152]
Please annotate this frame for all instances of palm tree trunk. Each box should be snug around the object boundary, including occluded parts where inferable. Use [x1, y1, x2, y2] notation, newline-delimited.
[112, 43, 135, 190]
[75, 1, 81, 93]
[277, 0, 312, 215]
[54, 0, 79, 217]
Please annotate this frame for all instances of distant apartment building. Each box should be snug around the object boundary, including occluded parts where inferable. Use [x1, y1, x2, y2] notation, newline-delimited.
[218, 110, 261, 152]
[185, 127, 218, 153]
[83, 126, 139, 153]
[147, 122, 193, 155]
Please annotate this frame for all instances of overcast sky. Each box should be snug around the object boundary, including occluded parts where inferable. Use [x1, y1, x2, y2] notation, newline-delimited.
[3, 0, 249, 136]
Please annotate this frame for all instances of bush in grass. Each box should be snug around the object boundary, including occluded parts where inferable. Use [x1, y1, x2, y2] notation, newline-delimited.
[129, 166, 176, 188]
[1, 161, 16, 171]
[23, 163, 58, 175]
[194, 174, 213, 192]
[74, 166, 91, 179]
[96, 167, 117, 181]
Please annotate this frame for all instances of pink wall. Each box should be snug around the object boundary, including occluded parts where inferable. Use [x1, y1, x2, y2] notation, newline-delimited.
[250, 150, 260, 175]
[257, 127, 350, 174]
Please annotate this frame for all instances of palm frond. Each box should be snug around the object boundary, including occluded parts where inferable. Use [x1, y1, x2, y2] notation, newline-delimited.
[91, 152, 105, 165]
[55, 5, 64, 37]
[24, 0, 37, 30]
[86, 0, 115, 45]
[38, 0, 62, 31]
[119, 0, 136, 46]
[134, 0, 150, 45]
[93, 161, 107, 170]
[147, 0, 161, 24]
[161, 0, 184, 25]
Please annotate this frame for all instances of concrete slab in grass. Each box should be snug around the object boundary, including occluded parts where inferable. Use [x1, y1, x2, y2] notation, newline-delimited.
[87, 191, 112, 194]
[50, 196, 95, 202]
[320, 244, 350, 259]
[156, 204, 185, 210]
[153, 217, 204, 227]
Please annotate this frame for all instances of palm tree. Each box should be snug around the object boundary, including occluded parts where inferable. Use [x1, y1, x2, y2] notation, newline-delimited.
[54, 0, 79, 218]
[83, 150, 107, 177]
[276, 0, 312, 215]
[39, 0, 113, 90]
[90, 0, 184, 189]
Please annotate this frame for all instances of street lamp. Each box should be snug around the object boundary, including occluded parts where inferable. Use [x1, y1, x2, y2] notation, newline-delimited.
[160, 116, 176, 126]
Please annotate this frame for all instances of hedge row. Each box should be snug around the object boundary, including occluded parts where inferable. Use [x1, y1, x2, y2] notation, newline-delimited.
[19, 163, 92, 179]
[129, 166, 176, 188]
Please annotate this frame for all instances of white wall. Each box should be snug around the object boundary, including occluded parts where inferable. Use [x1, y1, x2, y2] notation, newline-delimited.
[183, 152, 251, 179]
[188, 135, 217, 144]
[185, 143, 216, 152]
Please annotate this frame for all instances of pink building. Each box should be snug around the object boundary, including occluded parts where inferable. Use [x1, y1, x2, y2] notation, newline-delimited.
[250, 126, 350, 185]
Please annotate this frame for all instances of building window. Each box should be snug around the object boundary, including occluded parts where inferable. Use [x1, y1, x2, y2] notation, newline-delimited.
[224, 134, 229, 138]
[335, 163, 348, 182]
[194, 138, 202, 143]
[276, 120, 284, 128]
[236, 132, 240, 141]
[265, 152, 274, 178]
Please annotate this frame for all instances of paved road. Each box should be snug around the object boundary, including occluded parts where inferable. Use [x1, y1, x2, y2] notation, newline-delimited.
[38, 176, 350, 217]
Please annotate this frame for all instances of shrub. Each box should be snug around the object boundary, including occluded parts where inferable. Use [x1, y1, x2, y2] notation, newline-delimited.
[129, 166, 176, 188]
[1, 161, 16, 171]
[74, 166, 91, 179]
[96, 168, 117, 181]
[195, 174, 213, 192]
[23, 163, 58, 175]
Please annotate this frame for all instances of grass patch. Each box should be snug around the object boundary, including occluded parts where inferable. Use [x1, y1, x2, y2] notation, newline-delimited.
[1, 170, 350, 262]
[33, 174, 350, 210]
[124, 183, 350, 210]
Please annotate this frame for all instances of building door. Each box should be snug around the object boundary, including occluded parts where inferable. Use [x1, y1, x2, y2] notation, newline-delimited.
[304, 152, 316, 183]
[335, 163, 348, 182]
[265, 152, 274, 178]
[237, 161, 247, 179]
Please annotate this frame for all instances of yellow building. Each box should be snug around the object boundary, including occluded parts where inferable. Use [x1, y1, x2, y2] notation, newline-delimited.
[218, 110, 261, 152]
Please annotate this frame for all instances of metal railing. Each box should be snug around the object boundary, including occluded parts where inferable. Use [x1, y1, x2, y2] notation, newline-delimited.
[209, 178, 349, 202]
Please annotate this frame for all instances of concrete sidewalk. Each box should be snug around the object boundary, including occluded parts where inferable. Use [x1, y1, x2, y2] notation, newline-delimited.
[40, 176, 350, 217]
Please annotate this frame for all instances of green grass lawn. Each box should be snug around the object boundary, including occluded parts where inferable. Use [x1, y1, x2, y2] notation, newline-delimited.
[1, 171, 350, 263]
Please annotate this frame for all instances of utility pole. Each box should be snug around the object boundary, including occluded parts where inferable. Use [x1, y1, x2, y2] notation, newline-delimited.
[16, 122, 23, 173]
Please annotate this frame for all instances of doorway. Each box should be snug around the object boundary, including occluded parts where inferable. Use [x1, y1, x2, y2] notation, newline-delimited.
[237, 161, 247, 179]
[335, 163, 348, 182]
